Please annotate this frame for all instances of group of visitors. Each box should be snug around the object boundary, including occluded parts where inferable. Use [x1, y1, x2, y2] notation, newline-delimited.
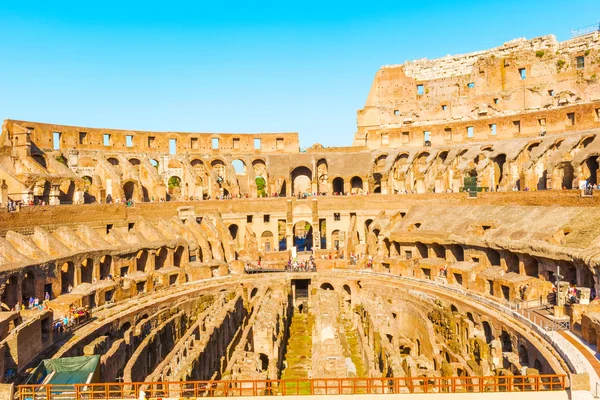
[105, 194, 135, 206]
[14, 292, 51, 312]
[6, 198, 47, 211]
[53, 306, 91, 335]
[286, 257, 316, 272]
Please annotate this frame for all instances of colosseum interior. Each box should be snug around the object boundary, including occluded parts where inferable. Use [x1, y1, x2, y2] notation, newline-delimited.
[1, 31, 600, 400]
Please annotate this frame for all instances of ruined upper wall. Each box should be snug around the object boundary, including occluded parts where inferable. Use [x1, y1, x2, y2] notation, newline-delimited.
[2, 120, 300, 155]
[356, 32, 600, 149]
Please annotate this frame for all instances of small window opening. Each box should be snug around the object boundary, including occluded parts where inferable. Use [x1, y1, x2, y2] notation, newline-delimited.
[232, 138, 240, 149]
[334, 213, 341, 221]
[79, 132, 87, 145]
[254, 138, 261, 149]
[103, 134, 111, 146]
[128, 222, 135, 231]
[394, 110, 400, 116]
[519, 68, 526, 80]
[513, 120, 521, 133]
[467, 82, 475, 88]
[276, 138, 284, 150]
[169, 138, 177, 155]
[126, 135, 133, 147]
[212, 138, 219, 149]
[567, 112, 575, 126]
[148, 136, 155, 148]
[264, 214, 270, 223]
[489, 124, 496, 135]
[442, 105, 448, 111]
[444, 128, 452, 140]
[577, 56, 585, 69]
[467, 126, 474, 138]
[416, 84, 424, 95]
[106, 224, 113, 234]
[548, 90, 554, 96]
[493, 98, 499, 104]
[247, 215, 253, 223]
[402, 132, 410, 144]
[53, 132, 61, 150]
[191, 137, 199, 149]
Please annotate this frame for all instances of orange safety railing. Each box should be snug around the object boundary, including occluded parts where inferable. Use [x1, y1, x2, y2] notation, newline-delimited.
[17, 374, 567, 399]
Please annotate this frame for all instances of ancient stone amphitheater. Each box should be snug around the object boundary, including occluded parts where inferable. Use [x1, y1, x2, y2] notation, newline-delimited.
[1, 32, 600, 400]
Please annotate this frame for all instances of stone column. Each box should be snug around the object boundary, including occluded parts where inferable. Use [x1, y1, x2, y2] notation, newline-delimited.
[49, 184, 61, 205]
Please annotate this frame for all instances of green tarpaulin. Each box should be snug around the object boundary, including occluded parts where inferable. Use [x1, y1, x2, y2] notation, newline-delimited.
[27, 355, 100, 385]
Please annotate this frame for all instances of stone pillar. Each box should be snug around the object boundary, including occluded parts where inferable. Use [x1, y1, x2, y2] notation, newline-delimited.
[286, 200, 293, 250]
[49, 184, 61, 205]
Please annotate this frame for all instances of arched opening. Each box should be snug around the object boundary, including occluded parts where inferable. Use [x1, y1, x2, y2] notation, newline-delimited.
[343, 284, 351, 297]
[332, 177, 344, 194]
[261, 231, 274, 252]
[1, 275, 18, 309]
[518, 345, 528, 366]
[82, 176, 96, 204]
[258, 353, 269, 372]
[232, 159, 246, 175]
[431, 243, 445, 259]
[500, 331, 512, 352]
[291, 166, 312, 195]
[350, 176, 364, 194]
[580, 136, 595, 149]
[320, 283, 334, 290]
[316, 159, 328, 194]
[278, 221, 287, 251]
[493, 154, 506, 190]
[107, 157, 119, 166]
[22, 271, 35, 307]
[129, 158, 141, 166]
[100, 255, 112, 279]
[293, 221, 313, 252]
[534, 359, 543, 373]
[136, 250, 148, 272]
[278, 180, 287, 197]
[123, 181, 136, 201]
[584, 156, 599, 185]
[250, 288, 258, 298]
[155, 247, 168, 270]
[150, 159, 159, 169]
[80, 259, 93, 284]
[466, 312, 475, 323]
[487, 249, 501, 266]
[482, 321, 493, 343]
[255, 176, 267, 197]
[228, 224, 239, 240]
[61, 262, 75, 293]
[450, 245, 464, 262]
[415, 242, 428, 259]
[504, 252, 520, 274]
[523, 256, 539, 277]
[119, 322, 132, 337]
[559, 162, 574, 189]
[173, 246, 185, 267]
[331, 230, 341, 250]
[167, 176, 182, 201]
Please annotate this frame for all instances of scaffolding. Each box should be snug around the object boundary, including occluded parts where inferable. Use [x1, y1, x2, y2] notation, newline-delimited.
[571, 22, 600, 38]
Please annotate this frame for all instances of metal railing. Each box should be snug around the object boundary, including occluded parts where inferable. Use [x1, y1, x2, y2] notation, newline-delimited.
[17, 374, 567, 399]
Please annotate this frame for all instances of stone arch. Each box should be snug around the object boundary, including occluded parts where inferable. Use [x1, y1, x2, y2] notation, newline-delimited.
[316, 159, 328, 194]
[291, 166, 312, 195]
[332, 177, 344, 194]
[61, 261, 75, 293]
[438, 150, 449, 162]
[261, 231, 274, 252]
[343, 284, 351, 296]
[350, 176, 364, 194]
[250, 288, 259, 298]
[518, 344, 529, 366]
[487, 249, 501, 266]
[80, 258, 93, 284]
[155, 247, 168, 270]
[331, 229, 341, 250]
[430, 243, 445, 258]
[21, 270, 36, 306]
[579, 135, 595, 149]
[136, 250, 149, 272]
[167, 176, 182, 201]
[81, 176, 97, 204]
[450, 245, 464, 262]
[232, 159, 246, 175]
[558, 161, 574, 189]
[173, 246, 185, 268]
[1, 275, 18, 309]
[500, 330, 512, 352]
[493, 154, 507, 189]
[107, 157, 119, 166]
[293, 220, 313, 251]
[100, 255, 112, 279]
[123, 181, 136, 201]
[129, 158, 141, 166]
[415, 242, 428, 259]
[583, 155, 599, 185]
[534, 359, 543, 373]
[482, 321, 493, 343]
[320, 282, 334, 291]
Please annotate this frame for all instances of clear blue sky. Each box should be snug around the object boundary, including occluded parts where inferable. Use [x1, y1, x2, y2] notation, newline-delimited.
[0, 1, 597, 147]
